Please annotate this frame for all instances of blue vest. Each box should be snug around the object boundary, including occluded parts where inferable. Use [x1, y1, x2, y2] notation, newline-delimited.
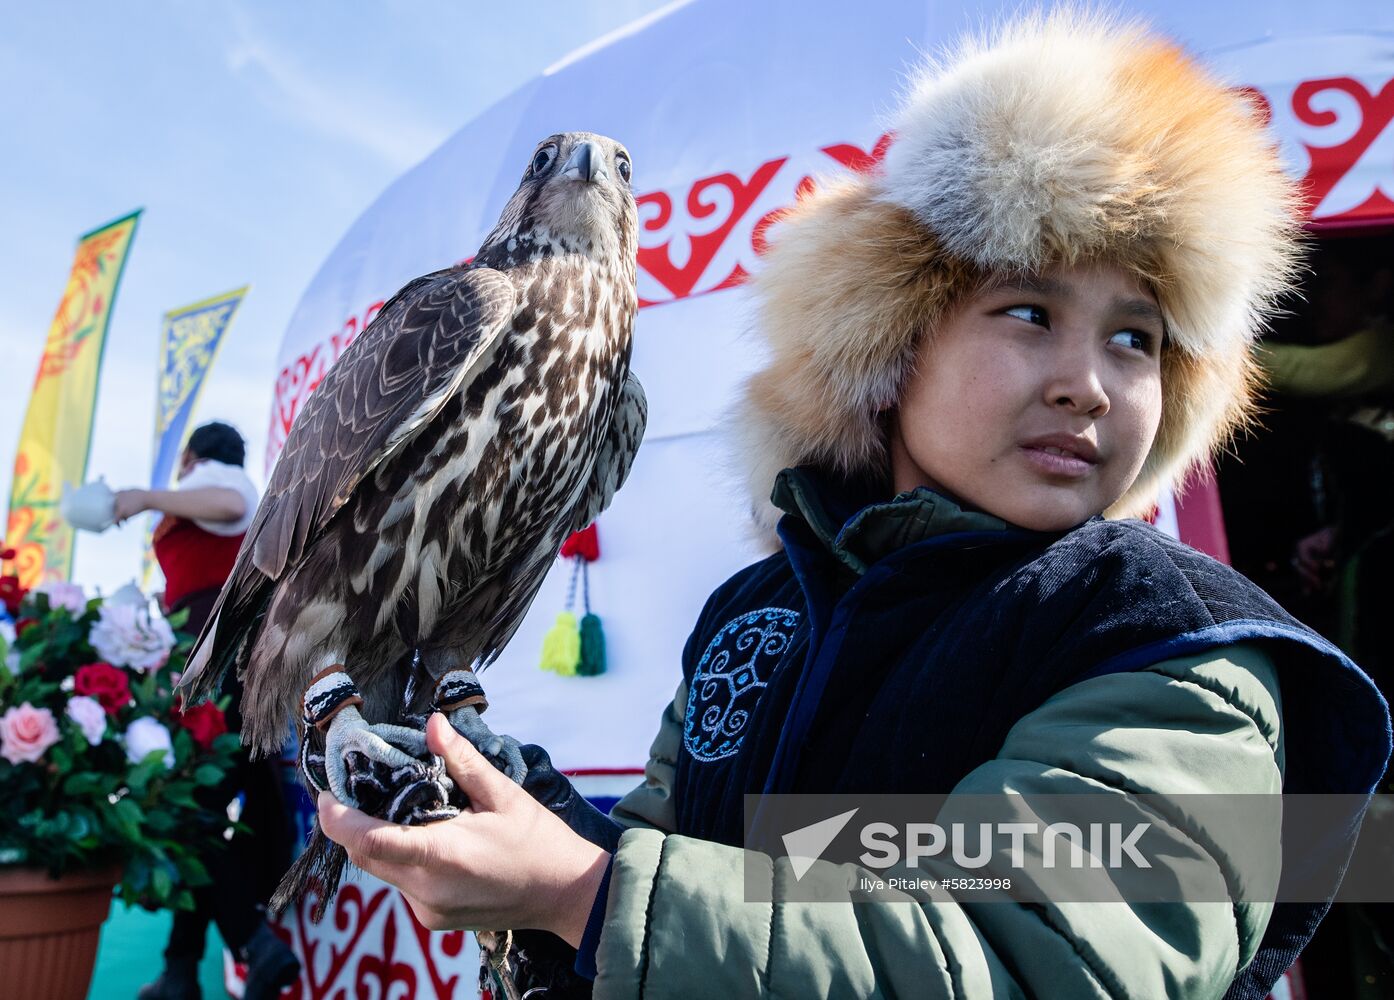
[672, 470, 1390, 999]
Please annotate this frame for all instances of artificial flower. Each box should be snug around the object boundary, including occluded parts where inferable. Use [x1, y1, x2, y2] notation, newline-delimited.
[74, 661, 133, 715]
[65, 696, 107, 745]
[173, 700, 228, 752]
[0, 576, 25, 616]
[123, 717, 174, 769]
[33, 580, 87, 617]
[1, 702, 60, 765]
[89, 602, 174, 672]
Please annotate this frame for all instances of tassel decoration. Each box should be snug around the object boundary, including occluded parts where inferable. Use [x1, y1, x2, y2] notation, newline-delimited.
[560, 523, 601, 561]
[540, 523, 606, 676]
[578, 612, 606, 676]
[540, 611, 580, 675]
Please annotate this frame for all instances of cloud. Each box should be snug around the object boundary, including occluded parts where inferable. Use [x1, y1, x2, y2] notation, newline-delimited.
[224, 12, 450, 171]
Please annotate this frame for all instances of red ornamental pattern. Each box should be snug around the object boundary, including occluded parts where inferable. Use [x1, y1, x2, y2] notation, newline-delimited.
[268, 69, 1394, 469]
[265, 133, 892, 471]
[266, 299, 385, 472]
[1288, 75, 1394, 224]
[256, 878, 474, 1000]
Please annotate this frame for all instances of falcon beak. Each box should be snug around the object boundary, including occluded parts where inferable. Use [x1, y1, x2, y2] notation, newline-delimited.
[560, 141, 608, 184]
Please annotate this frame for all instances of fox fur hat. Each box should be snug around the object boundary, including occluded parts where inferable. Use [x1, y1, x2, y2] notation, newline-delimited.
[739, 9, 1302, 528]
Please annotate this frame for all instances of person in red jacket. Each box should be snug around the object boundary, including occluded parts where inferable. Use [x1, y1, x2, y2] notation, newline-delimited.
[115, 422, 299, 1000]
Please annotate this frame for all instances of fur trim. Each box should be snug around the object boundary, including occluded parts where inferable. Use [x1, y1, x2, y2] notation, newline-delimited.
[738, 9, 1300, 531]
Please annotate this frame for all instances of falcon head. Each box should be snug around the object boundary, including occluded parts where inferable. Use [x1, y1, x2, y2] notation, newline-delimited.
[481, 131, 637, 267]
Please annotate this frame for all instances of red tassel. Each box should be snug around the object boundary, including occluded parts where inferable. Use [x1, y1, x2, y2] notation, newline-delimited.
[560, 523, 601, 562]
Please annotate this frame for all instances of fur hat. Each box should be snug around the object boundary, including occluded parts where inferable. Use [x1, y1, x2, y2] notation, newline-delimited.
[738, 9, 1302, 530]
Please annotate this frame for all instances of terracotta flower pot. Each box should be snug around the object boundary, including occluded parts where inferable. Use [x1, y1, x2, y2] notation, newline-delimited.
[0, 865, 120, 1000]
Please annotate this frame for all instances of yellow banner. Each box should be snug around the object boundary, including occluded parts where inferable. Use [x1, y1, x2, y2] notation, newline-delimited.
[4, 210, 141, 587]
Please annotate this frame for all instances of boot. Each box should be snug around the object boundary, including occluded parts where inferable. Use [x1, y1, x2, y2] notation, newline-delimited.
[239, 922, 300, 1000]
[137, 955, 201, 1000]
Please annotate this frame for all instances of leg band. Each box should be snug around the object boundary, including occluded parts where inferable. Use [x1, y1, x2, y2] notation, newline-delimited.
[302, 666, 364, 730]
[433, 668, 488, 714]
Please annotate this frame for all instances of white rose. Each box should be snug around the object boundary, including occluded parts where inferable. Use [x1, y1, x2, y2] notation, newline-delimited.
[33, 580, 87, 617]
[65, 696, 107, 745]
[123, 717, 174, 769]
[89, 603, 175, 672]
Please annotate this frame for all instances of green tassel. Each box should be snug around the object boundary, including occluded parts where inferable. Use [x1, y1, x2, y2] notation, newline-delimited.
[578, 612, 606, 676]
[540, 611, 580, 675]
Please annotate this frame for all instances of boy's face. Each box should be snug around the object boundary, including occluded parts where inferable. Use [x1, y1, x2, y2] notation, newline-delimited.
[890, 261, 1164, 531]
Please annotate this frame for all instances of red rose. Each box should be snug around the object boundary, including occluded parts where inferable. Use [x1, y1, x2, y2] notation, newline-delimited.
[0, 576, 25, 616]
[74, 662, 133, 715]
[175, 701, 228, 751]
[14, 617, 36, 637]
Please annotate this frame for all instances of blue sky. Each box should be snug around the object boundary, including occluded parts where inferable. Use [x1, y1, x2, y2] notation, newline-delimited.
[0, 0, 671, 594]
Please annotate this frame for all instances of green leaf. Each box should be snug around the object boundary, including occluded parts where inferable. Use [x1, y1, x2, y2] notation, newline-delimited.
[112, 797, 144, 840]
[176, 854, 210, 887]
[47, 744, 72, 771]
[143, 811, 175, 834]
[164, 785, 199, 809]
[151, 865, 172, 902]
[19, 643, 47, 672]
[62, 773, 102, 797]
[126, 753, 167, 794]
[193, 764, 224, 787]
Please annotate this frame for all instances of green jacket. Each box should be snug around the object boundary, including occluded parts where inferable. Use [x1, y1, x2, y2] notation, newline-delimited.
[596, 648, 1281, 998]
[587, 493, 1290, 998]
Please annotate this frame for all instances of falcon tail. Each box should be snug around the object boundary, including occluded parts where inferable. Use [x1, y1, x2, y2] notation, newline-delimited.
[269, 820, 347, 921]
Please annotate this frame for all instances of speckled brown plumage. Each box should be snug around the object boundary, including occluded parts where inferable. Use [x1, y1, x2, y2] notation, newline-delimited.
[182, 133, 644, 759]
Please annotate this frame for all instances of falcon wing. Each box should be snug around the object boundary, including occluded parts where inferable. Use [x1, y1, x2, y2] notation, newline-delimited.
[570, 371, 647, 533]
[455, 372, 648, 675]
[183, 266, 515, 697]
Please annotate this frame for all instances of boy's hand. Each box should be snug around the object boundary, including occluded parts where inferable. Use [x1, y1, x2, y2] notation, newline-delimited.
[318, 712, 609, 947]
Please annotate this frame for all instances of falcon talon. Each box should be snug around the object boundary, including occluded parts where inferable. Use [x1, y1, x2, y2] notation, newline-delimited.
[322, 703, 432, 809]
[446, 704, 529, 785]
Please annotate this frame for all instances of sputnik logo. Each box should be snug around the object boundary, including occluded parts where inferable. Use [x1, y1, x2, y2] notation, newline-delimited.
[782, 808, 859, 881]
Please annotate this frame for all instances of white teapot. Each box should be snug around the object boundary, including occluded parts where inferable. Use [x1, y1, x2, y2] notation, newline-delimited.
[60, 478, 116, 533]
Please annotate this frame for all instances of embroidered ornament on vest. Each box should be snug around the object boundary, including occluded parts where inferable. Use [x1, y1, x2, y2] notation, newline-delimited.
[539, 522, 606, 676]
[684, 607, 800, 762]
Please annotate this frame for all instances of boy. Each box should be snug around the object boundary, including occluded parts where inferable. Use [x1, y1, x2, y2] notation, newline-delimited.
[319, 12, 1391, 999]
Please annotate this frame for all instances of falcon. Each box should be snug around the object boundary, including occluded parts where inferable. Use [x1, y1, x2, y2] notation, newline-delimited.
[181, 132, 645, 911]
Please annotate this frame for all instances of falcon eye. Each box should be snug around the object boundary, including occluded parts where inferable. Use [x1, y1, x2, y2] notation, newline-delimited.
[615, 153, 632, 185]
[528, 145, 557, 177]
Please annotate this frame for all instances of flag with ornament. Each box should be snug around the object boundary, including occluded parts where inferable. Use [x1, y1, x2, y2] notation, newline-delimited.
[3, 211, 140, 588]
[140, 286, 249, 587]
